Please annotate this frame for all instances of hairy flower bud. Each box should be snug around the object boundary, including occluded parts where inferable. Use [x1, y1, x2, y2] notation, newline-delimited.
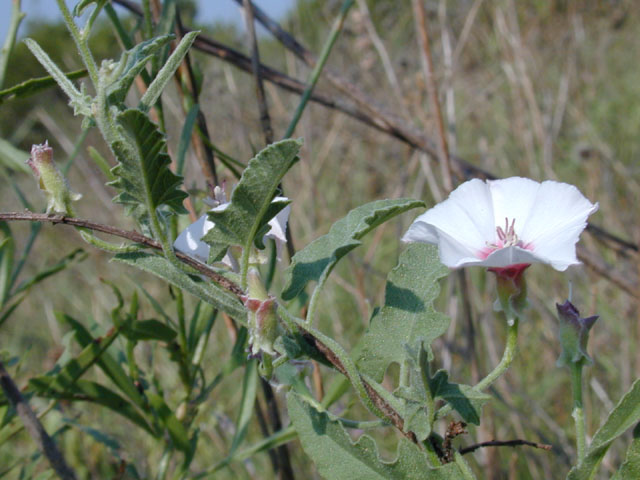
[242, 268, 279, 356]
[556, 300, 599, 367]
[27, 141, 81, 215]
[488, 263, 530, 322]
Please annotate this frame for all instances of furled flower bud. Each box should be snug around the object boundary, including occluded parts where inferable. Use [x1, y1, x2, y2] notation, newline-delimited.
[27, 141, 81, 215]
[556, 300, 599, 367]
[488, 263, 530, 322]
[242, 268, 279, 356]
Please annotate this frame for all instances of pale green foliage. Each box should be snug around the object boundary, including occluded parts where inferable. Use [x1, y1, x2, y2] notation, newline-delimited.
[287, 392, 466, 480]
[114, 252, 246, 324]
[357, 243, 448, 381]
[109, 109, 187, 223]
[568, 379, 640, 479]
[427, 370, 490, 426]
[202, 139, 301, 251]
[611, 424, 640, 480]
[281, 198, 425, 300]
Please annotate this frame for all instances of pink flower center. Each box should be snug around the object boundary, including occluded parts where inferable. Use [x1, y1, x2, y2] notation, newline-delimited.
[478, 217, 534, 259]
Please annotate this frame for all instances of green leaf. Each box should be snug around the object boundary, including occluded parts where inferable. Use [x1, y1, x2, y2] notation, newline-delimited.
[34, 324, 120, 393]
[123, 319, 177, 342]
[139, 31, 199, 110]
[148, 392, 191, 452]
[87, 146, 115, 181]
[104, 35, 174, 104]
[23, 38, 92, 116]
[0, 69, 87, 105]
[0, 138, 30, 174]
[287, 392, 464, 480]
[202, 139, 302, 250]
[228, 359, 259, 457]
[611, 424, 640, 480]
[13, 248, 86, 295]
[176, 104, 199, 176]
[0, 222, 14, 306]
[29, 378, 153, 435]
[114, 252, 246, 324]
[428, 370, 490, 426]
[282, 198, 425, 300]
[110, 109, 187, 223]
[568, 378, 640, 480]
[357, 243, 449, 382]
[56, 312, 146, 409]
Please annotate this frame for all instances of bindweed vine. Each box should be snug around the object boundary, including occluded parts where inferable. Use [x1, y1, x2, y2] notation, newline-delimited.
[0, 2, 638, 479]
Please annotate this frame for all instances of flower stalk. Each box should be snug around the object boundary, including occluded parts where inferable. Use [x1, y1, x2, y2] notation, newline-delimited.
[571, 361, 586, 464]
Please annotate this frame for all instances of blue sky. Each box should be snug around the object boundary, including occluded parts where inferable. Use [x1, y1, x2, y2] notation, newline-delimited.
[0, 0, 295, 41]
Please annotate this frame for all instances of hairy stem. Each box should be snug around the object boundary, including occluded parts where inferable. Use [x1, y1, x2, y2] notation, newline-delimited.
[571, 361, 586, 464]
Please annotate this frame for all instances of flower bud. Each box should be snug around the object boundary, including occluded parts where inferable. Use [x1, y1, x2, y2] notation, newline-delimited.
[242, 268, 279, 356]
[488, 263, 530, 322]
[27, 141, 81, 215]
[556, 300, 598, 367]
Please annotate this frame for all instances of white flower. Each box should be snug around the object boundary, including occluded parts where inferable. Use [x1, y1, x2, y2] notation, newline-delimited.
[174, 195, 290, 264]
[402, 177, 598, 271]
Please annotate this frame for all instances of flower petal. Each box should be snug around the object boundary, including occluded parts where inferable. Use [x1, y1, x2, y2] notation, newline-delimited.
[519, 181, 598, 270]
[173, 214, 214, 262]
[488, 177, 541, 237]
[402, 178, 495, 255]
[265, 196, 290, 243]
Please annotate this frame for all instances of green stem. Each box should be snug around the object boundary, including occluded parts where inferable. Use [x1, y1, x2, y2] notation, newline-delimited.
[305, 272, 330, 326]
[571, 361, 586, 464]
[282, 0, 354, 139]
[437, 316, 519, 420]
[56, 0, 99, 87]
[0, 0, 25, 89]
[475, 316, 519, 391]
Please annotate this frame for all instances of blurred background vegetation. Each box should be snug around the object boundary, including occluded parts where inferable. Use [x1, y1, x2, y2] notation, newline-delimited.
[0, 0, 638, 478]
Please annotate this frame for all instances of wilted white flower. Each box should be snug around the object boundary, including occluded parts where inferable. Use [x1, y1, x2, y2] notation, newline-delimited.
[402, 177, 598, 271]
[174, 191, 290, 265]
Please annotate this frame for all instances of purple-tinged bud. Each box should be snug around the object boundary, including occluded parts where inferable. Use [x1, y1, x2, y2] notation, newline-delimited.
[242, 268, 279, 356]
[27, 141, 81, 215]
[488, 263, 530, 322]
[556, 300, 599, 367]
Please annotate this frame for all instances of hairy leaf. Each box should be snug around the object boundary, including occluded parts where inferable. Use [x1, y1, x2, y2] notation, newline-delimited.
[287, 392, 464, 479]
[114, 252, 246, 324]
[611, 424, 640, 480]
[282, 198, 425, 300]
[202, 139, 302, 249]
[357, 243, 449, 382]
[428, 370, 490, 426]
[568, 379, 640, 480]
[104, 35, 174, 104]
[0, 69, 87, 104]
[110, 109, 187, 222]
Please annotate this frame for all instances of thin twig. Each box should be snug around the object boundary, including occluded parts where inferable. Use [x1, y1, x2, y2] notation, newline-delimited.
[459, 439, 553, 456]
[0, 361, 78, 480]
[0, 212, 244, 296]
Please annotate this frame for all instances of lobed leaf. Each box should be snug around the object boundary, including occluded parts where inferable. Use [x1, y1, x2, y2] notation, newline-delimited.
[110, 109, 187, 222]
[357, 243, 449, 382]
[202, 139, 302, 250]
[568, 378, 640, 480]
[282, 198, 425, 300]
[287, 392, 465, 480]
